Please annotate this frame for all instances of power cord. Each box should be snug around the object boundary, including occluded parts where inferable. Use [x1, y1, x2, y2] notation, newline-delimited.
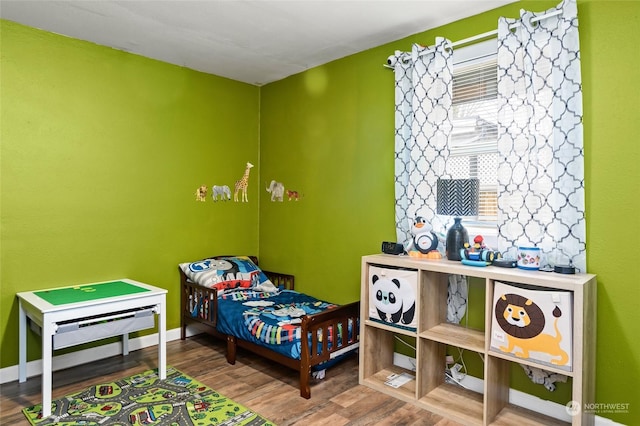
[394, 335, 416, 371]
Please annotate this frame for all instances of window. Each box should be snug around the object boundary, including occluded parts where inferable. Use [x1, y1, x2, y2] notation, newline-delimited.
[449, 40, 498, 223]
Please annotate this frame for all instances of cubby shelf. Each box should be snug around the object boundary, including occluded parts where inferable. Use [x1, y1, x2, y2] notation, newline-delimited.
[359, 254, 597, 426]
[418, 383, 485, 425]
[419, 323, 485, 352]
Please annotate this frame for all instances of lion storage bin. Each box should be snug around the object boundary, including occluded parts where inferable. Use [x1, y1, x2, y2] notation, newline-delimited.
[368, 265, 418, 331]
[490, 281, 573, 371]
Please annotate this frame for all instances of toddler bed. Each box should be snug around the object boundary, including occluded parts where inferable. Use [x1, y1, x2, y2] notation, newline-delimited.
[179, 255, 360, 399]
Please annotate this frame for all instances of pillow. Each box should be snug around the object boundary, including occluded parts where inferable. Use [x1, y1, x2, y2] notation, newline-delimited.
[179, 256, 277, 293]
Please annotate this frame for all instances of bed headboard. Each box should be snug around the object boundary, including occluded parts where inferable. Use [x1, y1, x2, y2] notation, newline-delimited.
[262, 270, 295, 291]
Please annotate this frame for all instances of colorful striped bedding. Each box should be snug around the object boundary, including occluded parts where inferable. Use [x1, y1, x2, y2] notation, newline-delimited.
[213, 289, 341, 360]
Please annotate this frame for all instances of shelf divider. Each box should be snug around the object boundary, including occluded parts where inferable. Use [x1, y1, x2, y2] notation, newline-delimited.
[420, 323, 485, 352]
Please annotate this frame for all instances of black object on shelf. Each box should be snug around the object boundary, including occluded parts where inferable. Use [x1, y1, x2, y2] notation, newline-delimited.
[436, 179, 479, 261]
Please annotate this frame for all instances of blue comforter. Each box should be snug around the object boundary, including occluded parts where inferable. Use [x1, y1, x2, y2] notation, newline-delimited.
[214, 289, 339, 360]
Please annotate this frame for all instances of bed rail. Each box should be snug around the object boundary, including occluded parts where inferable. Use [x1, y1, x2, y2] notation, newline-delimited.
[299, 300, 361, 398]
[180, 278, 218, 340]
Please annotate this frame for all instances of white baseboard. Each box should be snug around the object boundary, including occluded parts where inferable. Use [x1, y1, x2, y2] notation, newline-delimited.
[0, 326, 201, 385]
[393, 352, 622, 426]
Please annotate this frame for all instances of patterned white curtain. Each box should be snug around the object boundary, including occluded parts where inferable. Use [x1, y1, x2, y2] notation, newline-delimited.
[391, 39, 469, 324]
[390, 0, 584, 326]
[392, 38, 453, 249]
[496, 0, 586, 272]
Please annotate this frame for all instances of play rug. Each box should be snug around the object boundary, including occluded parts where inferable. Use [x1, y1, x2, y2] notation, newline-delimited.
[23, 366, 275, 426]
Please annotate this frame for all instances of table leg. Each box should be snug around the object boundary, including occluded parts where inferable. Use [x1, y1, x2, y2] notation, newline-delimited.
[158, 300, 166, 380]
[18, 300, 27, 383]
[122, 333, 129, 356]
[41, 319, 54, 418]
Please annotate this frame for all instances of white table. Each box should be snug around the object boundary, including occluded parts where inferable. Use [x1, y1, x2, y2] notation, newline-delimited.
[17, 278, 167, 418]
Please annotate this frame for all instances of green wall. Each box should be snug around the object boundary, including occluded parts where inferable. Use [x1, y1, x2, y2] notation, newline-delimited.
[259, 55, 392, 304]
[581, 1, 640, 423]
[259, 1, 639, 424]
[1, 21, 260, 365]
[1, 0, 639, 423]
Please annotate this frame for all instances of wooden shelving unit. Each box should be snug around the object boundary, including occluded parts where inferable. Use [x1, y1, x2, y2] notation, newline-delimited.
[359, 254, 597, 426]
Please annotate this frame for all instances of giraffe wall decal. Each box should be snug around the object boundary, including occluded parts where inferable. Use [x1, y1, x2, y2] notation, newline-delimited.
[234, 162, 254, 202]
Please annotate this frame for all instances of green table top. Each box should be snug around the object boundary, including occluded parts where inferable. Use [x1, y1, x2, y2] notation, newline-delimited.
[34, 281, 150, 306]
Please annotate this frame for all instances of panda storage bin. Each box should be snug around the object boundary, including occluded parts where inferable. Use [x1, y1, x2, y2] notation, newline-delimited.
[368, 265, 418, 331]
[490, 281, 573, 372]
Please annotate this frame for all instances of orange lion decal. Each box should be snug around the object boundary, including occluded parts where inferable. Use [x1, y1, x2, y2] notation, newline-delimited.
[494, 293, 569, 366]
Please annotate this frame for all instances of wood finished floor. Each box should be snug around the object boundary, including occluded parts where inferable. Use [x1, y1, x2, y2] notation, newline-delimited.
[0, 334, 461, 425]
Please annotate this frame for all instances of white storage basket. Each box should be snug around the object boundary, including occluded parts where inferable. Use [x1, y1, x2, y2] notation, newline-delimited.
[368, 265, 418, 331]
[490, 281, 573, 371]
[29, 307, 156, 350]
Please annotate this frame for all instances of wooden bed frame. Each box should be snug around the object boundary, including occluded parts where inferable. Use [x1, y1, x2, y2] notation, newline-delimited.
[179, 256, 360, 399]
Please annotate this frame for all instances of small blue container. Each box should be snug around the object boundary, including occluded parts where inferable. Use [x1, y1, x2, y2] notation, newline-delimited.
[517, 247, 541, 270]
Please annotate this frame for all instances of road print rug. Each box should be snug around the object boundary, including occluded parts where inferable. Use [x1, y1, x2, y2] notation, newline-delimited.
[23, 366, 275, 425]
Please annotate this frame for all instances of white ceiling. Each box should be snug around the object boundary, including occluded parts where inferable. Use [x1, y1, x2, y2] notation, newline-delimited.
[0, 0, 515, 86]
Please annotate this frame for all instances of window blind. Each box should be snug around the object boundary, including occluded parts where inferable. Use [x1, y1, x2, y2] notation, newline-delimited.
[449, 58, 498, 220]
